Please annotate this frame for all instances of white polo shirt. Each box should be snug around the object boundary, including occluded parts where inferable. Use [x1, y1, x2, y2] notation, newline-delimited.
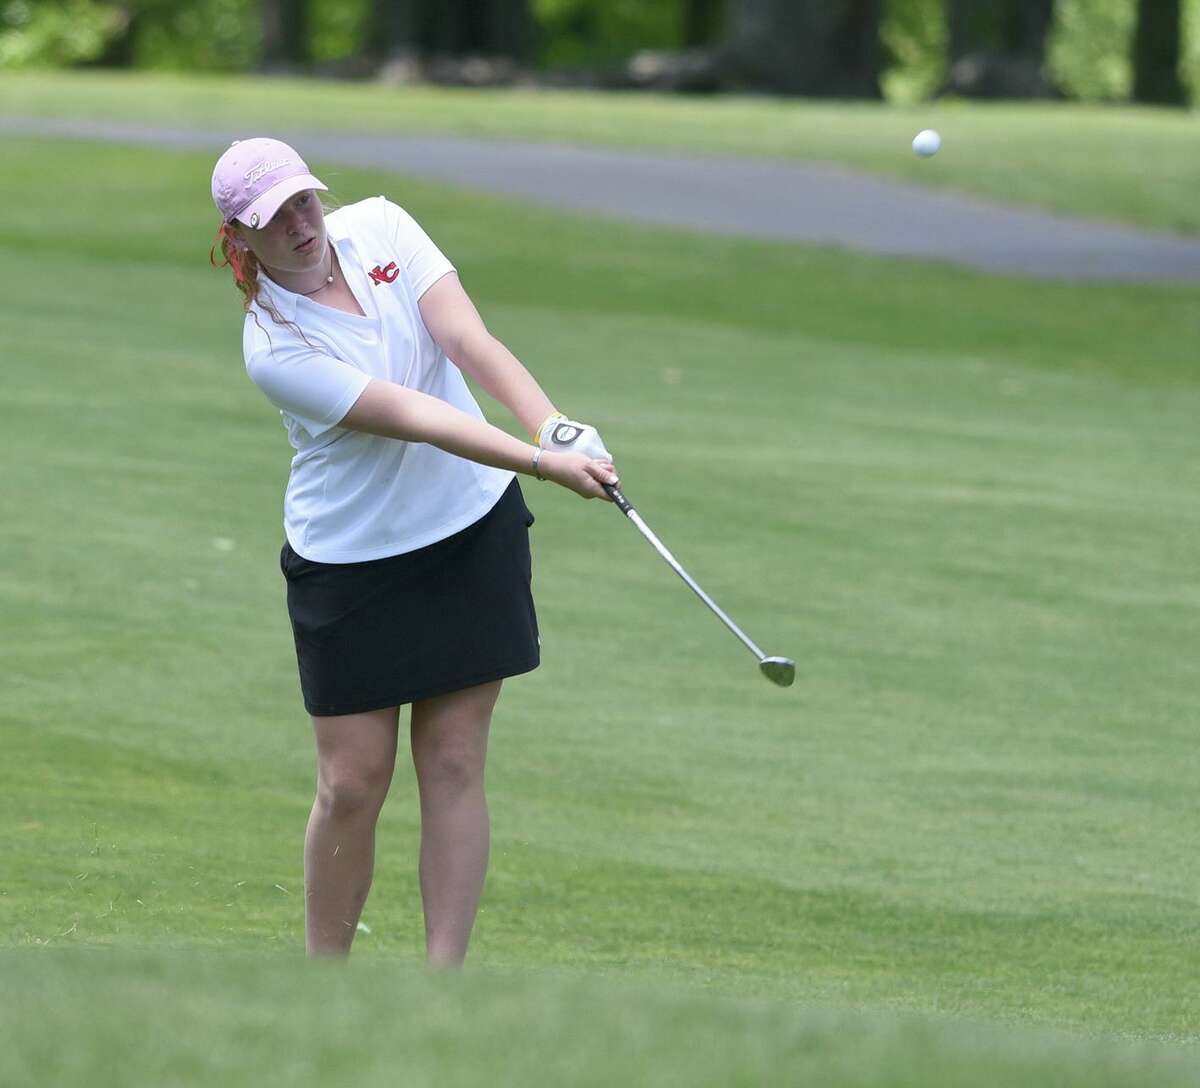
[243, 196, 514, 563]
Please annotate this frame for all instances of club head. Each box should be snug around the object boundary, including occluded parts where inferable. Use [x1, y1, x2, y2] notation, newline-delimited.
[759, 656, 795, 687]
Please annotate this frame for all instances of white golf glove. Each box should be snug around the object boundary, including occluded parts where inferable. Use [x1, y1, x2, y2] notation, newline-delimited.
[535, 412, 612, 462]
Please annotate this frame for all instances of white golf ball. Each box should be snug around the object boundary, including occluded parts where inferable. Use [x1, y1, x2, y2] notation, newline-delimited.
[912, 129, 942, 158]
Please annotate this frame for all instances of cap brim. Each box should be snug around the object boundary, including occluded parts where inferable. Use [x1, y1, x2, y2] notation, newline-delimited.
[235, 174, 328, 229]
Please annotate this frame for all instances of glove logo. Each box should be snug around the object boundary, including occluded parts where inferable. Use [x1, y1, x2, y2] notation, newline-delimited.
[551, 423, 582, 445]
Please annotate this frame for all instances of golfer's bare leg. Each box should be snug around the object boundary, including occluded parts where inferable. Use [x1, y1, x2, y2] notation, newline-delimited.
[410, 680, 500, 967]
[305, 704, 400, 957]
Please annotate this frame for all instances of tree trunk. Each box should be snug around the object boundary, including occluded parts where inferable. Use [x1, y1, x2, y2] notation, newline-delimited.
[366, 0, 421, 65]
[684, 0, 725, 48]
[484, 0, 530, 61]
[723, 0, 883, 97]
[261, 0, 308, 71]
[945, 0, 1057, 98]
[417, 0, 528, 58]
[1132, 0, 1186, 106]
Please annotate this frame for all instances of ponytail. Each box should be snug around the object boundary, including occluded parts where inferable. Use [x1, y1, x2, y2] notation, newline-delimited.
[209, 221, 310, 347]
[210, 222, 273, 317]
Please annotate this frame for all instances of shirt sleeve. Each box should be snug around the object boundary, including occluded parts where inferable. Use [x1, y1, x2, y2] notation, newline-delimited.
[377, 197, 456, 299]
[244, 335, 371, 440]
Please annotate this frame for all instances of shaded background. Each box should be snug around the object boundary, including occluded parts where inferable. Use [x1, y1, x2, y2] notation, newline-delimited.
[0, 0, 1195, 107]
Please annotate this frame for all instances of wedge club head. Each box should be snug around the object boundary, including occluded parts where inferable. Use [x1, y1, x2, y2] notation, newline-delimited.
[759, 656, 795, 687]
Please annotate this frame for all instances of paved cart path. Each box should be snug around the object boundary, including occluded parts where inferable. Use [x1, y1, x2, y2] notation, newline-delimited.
[6, 115, 1200, 282]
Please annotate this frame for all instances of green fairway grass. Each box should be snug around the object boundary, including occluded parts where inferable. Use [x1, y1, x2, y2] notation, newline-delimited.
[4, 949, 1200, 1088]
[1, 69, 1198, 233]
[2, 135, 1199, 1081]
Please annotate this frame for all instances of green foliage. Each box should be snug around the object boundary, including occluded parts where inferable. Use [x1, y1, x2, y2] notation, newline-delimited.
[1049, 0, 1135, 101]
[132, 0, 258, 72]
[882, 0, 1197, 104]
[0, 0, 121, 67]
[0, 0, 259, 71]
[881, 0, 947, 104]
[0, 0, 1195, 106]
[1185, 0, 1200, 99]
[1049, 0, 1199, 104]
[531, 0, 684, 69]
[306, 0, 368, 65]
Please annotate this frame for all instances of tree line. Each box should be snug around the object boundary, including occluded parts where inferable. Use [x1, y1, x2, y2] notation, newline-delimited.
[0, 0, 1191, 106]
[257, 0, 1194, 105]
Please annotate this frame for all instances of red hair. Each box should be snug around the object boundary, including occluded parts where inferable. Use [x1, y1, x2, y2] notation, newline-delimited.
[210, 222, 264, 313]
[209, 221, 304, 345]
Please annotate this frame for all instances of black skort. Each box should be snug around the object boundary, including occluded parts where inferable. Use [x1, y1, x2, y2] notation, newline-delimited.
[280, 479, 540, 717]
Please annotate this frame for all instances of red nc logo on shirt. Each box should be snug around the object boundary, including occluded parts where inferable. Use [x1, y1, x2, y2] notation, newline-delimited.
[368, 262, 400, 286]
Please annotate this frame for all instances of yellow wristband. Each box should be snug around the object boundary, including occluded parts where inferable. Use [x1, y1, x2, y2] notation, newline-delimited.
[533, 411, 566, 446]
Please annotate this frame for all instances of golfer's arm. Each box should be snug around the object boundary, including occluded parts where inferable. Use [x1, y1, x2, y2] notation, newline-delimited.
[419, 273, 556, 439]
[339, 378, 540, 476]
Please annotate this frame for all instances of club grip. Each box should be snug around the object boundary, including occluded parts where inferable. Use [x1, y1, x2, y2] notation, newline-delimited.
[603, 483, 633, 515]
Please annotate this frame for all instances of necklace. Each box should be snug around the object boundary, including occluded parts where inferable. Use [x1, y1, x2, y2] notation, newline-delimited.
[298, 244, 336, 296]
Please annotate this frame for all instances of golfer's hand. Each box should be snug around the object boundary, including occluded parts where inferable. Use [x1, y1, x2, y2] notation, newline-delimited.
[539, 451, 619, 500]
[537, 415, 612, 462]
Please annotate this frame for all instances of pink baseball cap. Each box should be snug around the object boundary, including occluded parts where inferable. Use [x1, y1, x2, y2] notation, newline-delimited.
[211, 137, 328, 229]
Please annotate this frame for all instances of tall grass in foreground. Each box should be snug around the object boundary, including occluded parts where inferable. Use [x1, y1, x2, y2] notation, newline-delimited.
[4, 950, 1200, 1088]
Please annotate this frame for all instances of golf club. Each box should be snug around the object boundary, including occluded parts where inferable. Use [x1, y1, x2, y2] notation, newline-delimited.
[603, 483, 794, 687]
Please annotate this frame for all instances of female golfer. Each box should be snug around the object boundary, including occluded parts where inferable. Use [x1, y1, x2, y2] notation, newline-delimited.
[210, 138, 617, 963]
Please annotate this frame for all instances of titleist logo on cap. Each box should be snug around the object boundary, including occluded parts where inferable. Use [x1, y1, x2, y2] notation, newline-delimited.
[244, 158, 295, 187]
[211, 137, 328, 225]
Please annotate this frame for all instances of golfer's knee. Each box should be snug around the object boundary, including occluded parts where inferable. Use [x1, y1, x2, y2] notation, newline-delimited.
[421, 740, 483, 795]
[316, 773, 386, 819]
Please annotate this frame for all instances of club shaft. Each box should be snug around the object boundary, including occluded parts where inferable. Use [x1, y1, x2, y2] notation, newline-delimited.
[622, 507, 768, 663]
